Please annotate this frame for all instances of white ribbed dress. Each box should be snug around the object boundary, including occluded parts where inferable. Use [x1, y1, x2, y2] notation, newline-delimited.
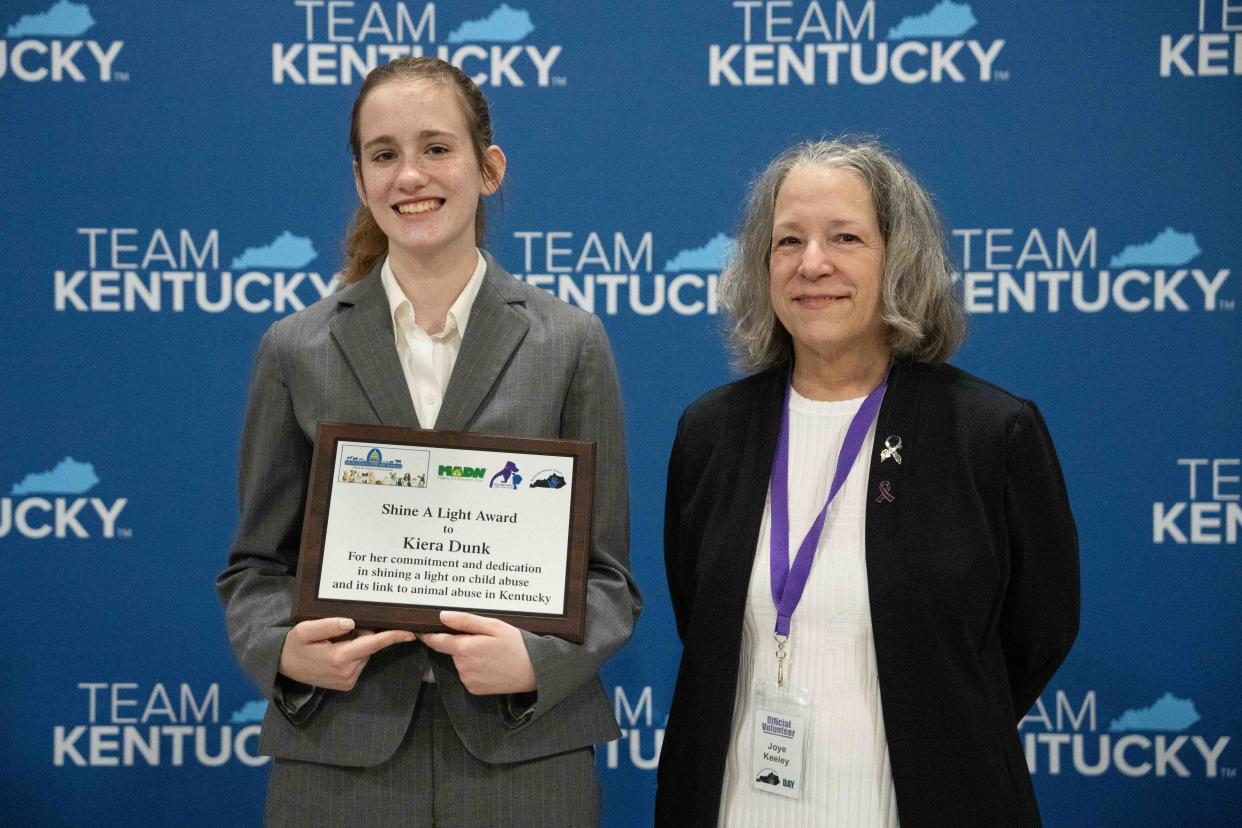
[717, 389, 900, 828]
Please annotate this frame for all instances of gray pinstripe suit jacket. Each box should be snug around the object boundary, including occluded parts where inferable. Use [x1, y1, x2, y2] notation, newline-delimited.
[217, 253, 639, 769]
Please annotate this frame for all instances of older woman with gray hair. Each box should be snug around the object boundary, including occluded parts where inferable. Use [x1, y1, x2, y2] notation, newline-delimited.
[656, 139, 1078, 827]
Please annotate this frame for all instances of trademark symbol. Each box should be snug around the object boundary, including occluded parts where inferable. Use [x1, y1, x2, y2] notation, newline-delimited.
[116, 527, 133, 539]
[113, 71, 130, 82]
[551, 76, 568, 87]
[993, 70, 1010, 81]
[1220, 299, 1236, 311]
[1222, 766, 1238, 778]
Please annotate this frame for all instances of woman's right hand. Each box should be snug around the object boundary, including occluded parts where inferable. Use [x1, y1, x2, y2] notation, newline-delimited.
[278, 617, 416, 691]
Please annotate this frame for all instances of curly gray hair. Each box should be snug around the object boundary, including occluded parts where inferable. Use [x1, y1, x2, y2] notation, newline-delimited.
[718, 138, 965, 372]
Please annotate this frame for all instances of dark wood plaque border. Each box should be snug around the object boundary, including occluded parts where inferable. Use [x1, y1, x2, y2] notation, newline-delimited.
[293, 422, 595, 644]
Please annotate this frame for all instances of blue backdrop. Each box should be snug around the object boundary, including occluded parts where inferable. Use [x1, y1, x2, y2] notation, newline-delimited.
[2, 1, 1239, 825]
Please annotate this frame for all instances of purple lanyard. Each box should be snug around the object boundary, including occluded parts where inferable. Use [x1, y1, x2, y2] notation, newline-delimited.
[769, 373, 888, 638]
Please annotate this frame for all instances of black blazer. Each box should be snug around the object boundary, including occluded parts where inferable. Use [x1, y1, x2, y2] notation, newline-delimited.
[657, 359, 1079, 827]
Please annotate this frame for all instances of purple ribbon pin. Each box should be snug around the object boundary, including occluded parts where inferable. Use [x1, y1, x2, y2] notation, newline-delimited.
[875, 480, 895, 503]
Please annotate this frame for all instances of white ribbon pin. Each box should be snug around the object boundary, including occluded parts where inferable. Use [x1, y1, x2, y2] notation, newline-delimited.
[880, 435, 903, 464]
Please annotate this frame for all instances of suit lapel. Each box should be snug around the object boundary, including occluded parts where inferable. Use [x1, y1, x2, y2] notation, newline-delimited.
[712, 368, 787, 614]
[435, 256, 530, 432]
[865, 359, 926, 593]
[328, 265, 421, 428]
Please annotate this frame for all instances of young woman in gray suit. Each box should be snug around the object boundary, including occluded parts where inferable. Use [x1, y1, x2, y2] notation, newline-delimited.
[218, 57, 640, 826]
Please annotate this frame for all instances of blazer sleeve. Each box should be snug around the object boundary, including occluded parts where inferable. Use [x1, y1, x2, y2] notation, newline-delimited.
[516, 314, 641, 722]
[216, 323, 324, 721]
[999, 400, 1080, 718]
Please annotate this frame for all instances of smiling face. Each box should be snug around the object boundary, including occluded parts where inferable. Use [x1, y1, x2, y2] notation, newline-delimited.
[353, 78, 504, 268]
[769, 163, 888, 367]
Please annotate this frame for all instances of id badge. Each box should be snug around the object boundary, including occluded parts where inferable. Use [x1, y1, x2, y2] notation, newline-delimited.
[748, 682, 812, 800]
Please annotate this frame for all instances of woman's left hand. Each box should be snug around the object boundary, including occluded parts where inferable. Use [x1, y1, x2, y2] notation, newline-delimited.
[418, 611, 537, 695]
